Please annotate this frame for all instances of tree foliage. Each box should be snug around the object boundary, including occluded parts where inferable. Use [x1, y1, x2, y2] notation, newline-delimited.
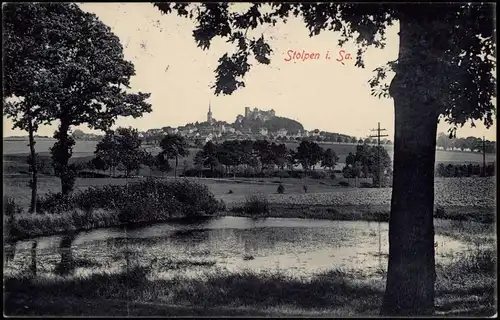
[155, 3, 495, 135]
[4, 3, 152, 194]
[159, 134, 190, 177]
[94, 127, 147, 177]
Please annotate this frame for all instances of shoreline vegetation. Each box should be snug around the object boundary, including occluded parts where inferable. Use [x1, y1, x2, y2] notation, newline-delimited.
[4, 200, 495, 244]
[4, 245, 496, 316]
[4, 176, 496, 317]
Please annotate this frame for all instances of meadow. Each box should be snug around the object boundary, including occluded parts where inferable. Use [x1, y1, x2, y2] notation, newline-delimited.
[3, 138, 497, 317]
[4, 138, 496, 166]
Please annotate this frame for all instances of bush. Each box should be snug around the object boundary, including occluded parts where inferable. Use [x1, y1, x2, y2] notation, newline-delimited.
[3, 196, 23, 216]
[228, 190, 234, 194]
[242, 194, 269, 215]
[360, 182, 373, 188]
[434, 205, 446, 219]
[276, 171, 290, 179]
[277, 184, 285, 194]
[36, 179, 223, 222]
[330, 173, 336, 180]
[310, 171, 326, 179]
[339, 181, 349, 187]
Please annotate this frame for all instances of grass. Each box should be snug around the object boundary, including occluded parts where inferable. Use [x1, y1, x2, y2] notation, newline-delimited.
[4, 248, 496, 317]
[226, 203, 495, 224]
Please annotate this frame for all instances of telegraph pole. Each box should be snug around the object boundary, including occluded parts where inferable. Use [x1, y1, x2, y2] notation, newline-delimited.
[482, 136, 486, 177]
[369, 122, 388, 188]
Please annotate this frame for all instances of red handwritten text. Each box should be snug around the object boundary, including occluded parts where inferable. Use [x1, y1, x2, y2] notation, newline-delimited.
[336, 50, 352, 64]
[284, 50, 321, 62]
[285, 49, 352, 64]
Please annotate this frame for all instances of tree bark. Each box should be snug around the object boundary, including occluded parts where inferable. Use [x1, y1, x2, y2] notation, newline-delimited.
[28, 121, 38, 214]
[174, 156, 178, 178]
[53, 120, 74, 196]
[381, 15, 439, 316]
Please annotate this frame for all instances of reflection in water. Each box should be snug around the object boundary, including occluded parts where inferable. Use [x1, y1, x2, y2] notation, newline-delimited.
[54, 233, 76, 276]
[4, 240, 17, 267]
[6, 217, 475, 279]
[30, 240, 37, 276]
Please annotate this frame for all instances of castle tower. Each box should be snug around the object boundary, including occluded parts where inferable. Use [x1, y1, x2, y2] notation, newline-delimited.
[207, 101, 213, 124]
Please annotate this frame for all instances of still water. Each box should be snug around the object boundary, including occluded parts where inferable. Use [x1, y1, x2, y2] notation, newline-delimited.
[6, 217, 470, 279]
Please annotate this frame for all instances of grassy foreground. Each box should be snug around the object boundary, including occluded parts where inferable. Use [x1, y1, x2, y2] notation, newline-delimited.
[4, 247, 496, 317]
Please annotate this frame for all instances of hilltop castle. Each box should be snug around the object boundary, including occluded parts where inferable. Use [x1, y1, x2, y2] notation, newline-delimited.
[244, 107, 276, 122]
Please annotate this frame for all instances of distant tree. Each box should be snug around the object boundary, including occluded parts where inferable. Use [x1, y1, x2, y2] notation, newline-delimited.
[296, 140, 323, 175]
[4, 3, 151, 195]
[454, 137, 467, 151]
[91, 156, 109, 174]
[217, 140, 239, 176]
[351, 137, 358, 144]
[193, 150, 205, 176]
[321, 148, 339, 173]
[95, 127, 146, 178]
[182, 159, 189, 175]
[253, 139, 273, 173]
[94, 130, 120, 176]
[358, 138, 364, 144]
[141, 151, 156, 177]
[271, 143, 288, 173]
[285, 149, 298, 171]
[159, 134, 190, 178]
[71, 129, 86, 140]
[336, 136, 343, 143]
[201, 141, 219, 172]
[364, 138, 371, 144]
[155, 152, 172, 177]
[436, 132, 452, 150]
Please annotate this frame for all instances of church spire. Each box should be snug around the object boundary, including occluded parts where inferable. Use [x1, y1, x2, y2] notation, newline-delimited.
[207, 100, 213, 123]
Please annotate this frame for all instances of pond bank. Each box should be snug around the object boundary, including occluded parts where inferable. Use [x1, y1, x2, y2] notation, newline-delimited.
[5, 203, 494, 243]
[226, 204, 495, 224]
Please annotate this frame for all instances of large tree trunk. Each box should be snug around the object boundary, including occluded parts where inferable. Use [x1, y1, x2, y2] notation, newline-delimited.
[381, 15, 439, 316]
[52, 120, 75, 196]
[28, 121, 38, 214]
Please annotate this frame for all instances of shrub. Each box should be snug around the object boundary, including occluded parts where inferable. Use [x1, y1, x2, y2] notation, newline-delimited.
[434, 205, 446, 219]
[36, 179, 223, 221]
[228, 190, 234, 194]
[330, 173, 336, 180]
[310, 171, 326, 179]
[339, 181, 349, 187]
[277, 184, 285, 194]
[242, 194, 269, 215]
[276, 171, 290, 179]
[360, 182, 373, 188]
[3, 196, 23, 216]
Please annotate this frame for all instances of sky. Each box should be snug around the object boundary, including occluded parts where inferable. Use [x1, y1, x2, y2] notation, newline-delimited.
[3, 3, 496, 141]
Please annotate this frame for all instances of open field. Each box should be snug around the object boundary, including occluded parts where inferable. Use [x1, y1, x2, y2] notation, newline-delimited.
[4, 174, 495, 210]
[4, 138, 496, 166]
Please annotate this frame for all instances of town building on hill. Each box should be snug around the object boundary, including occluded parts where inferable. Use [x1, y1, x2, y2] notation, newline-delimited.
[276, 128, 288, 137]
[244, 107, 276, 121]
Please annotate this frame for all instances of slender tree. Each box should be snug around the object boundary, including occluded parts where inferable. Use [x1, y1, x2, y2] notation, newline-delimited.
[3, 101, 44, 214]
[159, 134, 190, 178]
[321, 148, 340, 174]
[153, 3, 495, 315]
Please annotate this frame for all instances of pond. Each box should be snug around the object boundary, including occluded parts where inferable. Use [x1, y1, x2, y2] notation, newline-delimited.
[5, 216, 472, 280]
